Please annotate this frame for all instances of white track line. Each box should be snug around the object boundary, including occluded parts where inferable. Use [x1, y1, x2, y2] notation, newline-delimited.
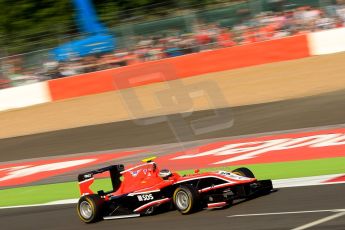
[291, 211, 345, 230]
[227, 209, 345, 218]
[0, 199, 78, 209]
[272, 174, 344, 188]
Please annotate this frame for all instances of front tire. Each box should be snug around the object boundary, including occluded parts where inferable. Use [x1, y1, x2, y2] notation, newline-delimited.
[77, 194, 104, 223]
[173, 184, 200, 214]
[232, 167, 255, 178]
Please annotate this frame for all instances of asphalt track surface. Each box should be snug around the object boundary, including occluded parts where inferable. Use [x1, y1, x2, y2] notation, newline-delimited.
[1, 184, 345, 230]
[1, 89, 345, 229]
[1, 89, 345, 162]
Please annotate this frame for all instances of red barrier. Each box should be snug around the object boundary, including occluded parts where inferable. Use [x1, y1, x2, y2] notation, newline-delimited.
[170, 34, 310, 77]
[48, 35, 310, 101]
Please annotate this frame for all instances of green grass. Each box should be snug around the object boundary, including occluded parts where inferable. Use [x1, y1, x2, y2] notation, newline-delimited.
[178, 157, 345, 179]
[1, 157, 345, 207]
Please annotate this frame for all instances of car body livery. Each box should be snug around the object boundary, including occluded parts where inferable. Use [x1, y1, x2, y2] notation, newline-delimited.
[77, 157, 274, 223]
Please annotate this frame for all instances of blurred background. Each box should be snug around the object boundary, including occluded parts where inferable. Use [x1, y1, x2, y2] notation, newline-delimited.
[0, 0, 344, 88]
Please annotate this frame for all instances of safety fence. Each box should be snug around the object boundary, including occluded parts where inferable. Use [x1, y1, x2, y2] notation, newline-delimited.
[0, 0, 339, 88]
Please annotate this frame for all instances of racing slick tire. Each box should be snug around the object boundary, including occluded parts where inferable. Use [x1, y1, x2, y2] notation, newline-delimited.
[232, 167, 255, 178]
[77, 194, 104, 223]
[173, 184, 200, 215]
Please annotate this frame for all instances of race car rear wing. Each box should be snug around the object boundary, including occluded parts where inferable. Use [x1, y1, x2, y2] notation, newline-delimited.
[78, 164, 124, 196]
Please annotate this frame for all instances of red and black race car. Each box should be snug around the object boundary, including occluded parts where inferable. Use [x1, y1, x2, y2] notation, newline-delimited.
[77, 157, 274, 223]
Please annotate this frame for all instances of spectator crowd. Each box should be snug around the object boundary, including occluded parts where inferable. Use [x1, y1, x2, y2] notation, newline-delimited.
[2, 3, 345, 89]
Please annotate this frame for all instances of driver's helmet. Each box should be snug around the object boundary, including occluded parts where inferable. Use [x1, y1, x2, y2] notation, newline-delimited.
[159, 169, 172, 179]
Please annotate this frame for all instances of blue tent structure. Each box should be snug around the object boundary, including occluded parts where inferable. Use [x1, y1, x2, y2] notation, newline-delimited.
[52, 34, 115, 61]
[52, 0, 116, 61]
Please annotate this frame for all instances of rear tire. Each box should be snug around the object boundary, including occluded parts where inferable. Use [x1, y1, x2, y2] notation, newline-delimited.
[77, 194, 104, 223]
[173, 185, 200, 214]
[232, 167, 255, 178]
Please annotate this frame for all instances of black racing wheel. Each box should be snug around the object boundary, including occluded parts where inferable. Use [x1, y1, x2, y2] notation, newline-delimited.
[232, 167, 255, 178]
[173, 184, 200, 214]
[77, 194, 104, 223]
